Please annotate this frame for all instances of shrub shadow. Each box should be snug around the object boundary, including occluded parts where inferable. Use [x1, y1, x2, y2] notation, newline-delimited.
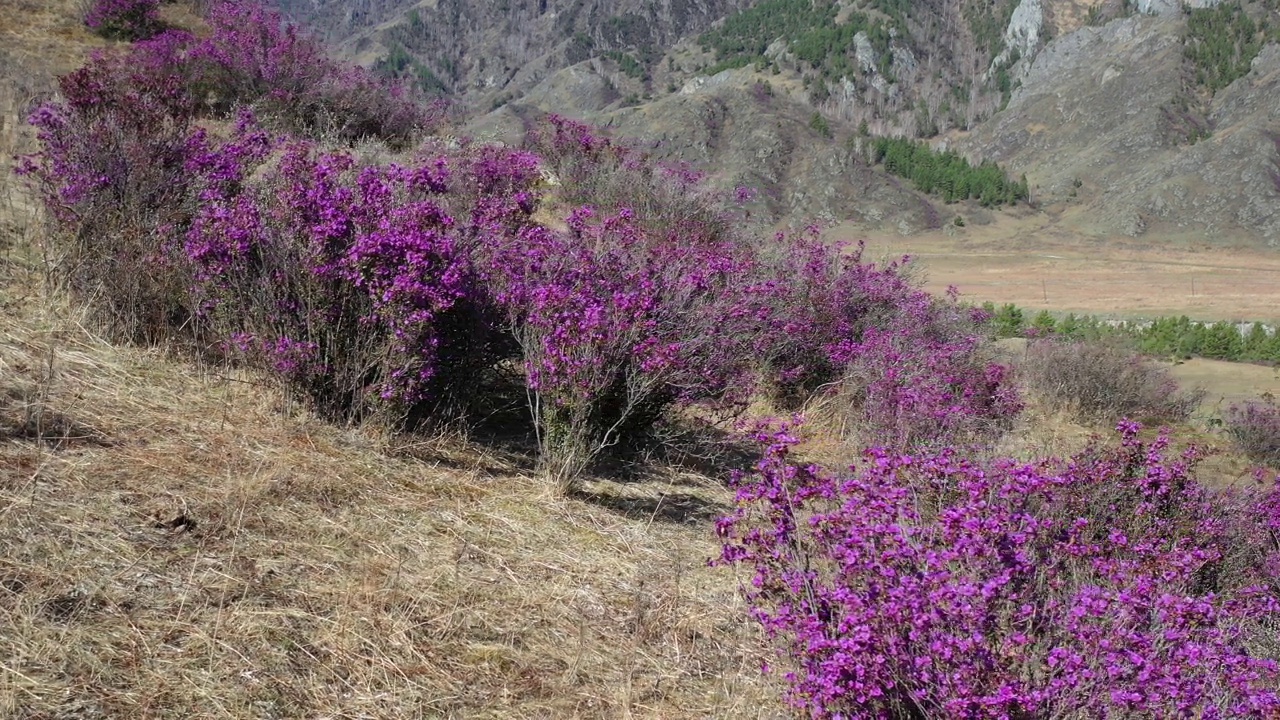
[596, 417, 759, 487]
[569, 487, 726, 525]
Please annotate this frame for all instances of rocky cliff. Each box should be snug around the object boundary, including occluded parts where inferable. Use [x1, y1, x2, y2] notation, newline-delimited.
[958, 8, 1280, 245]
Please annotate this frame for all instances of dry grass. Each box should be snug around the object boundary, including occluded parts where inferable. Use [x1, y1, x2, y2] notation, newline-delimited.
[0, 11, 783, 716]
[850, 213, 1280, 322]
[0, 253, 780, 718]
[989, 339, 1273, 486]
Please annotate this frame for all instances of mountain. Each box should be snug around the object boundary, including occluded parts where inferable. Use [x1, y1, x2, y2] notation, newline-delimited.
[273, 0, 1280, 244]
[956, 7, 1280, 245]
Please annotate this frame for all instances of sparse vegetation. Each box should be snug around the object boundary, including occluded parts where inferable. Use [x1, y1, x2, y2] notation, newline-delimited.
[965, 0, 1020, 59]
[604, 50, 647, 79]
[1226, 395, 1280, 466]
[1184, 2, 1276, 93]
[808, 111, 832, 138]
[1019, 339, 1205, 424]
[991, 49, 1021, 108]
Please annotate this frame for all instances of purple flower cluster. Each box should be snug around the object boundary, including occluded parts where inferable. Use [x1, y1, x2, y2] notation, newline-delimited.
[65, 2, 435, 148]
[178, 125, 524, 419]
[718, 419, 1280, 718]
[18, 2, 440, 342]
[187, 2, 436, 145]
[839, 314, 1022, 449]
[475, 203, 761, 482]
[751, 233, 1018, 448]
[21, 1, 1020, 485]
[84, 0, 160, 41]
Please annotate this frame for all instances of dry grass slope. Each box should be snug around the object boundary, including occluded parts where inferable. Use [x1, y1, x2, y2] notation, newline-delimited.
[0, 6, 777, 715]
[0, 258, 778, 718]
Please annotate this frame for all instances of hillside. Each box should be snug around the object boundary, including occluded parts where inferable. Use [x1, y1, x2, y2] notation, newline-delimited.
[7, 0, 1280, 717]
[0, 279, 780, 718]
[957, 7, 1280, 245]
[0, 10, 780, 717]
[469, 70, 946, 231]
[274, 0, 1280, 244]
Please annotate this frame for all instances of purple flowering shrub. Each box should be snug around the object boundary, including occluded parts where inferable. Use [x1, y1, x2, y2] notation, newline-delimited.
[517, 117, 1022, 473]
[21, 0, 1021, 484]
[20, 2, 439, 338]
[750, 234, 911, 407]
[84, 0, 160, 41]
[17, 33, 201, 341]
[752, 235, 1020, 449]
[838, 312, 1022, 449]
[181, 125, 541, 423]
[1226, 396, 1280, 467]
[178, 123, 771, 470]
[477, 204, 760, 486]
[528, 115, 737, 246]
[718, 420, 1280, 718]
[187, 2, 435, 146]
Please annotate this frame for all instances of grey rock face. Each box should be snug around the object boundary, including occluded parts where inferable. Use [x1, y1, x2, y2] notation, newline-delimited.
[280, 0, 1280, 247]
[1136, 0, 1221, 14]
[991, 0, 1045, 73]
[476, 65, 941, 232]
[963, 13, 1280, 245]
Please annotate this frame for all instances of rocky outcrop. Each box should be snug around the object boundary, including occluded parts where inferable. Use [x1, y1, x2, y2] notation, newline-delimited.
[273, 0, 755, 104]
[961, 13, 1280, 245]
[470, 64, 944, 233]
[1136, 0, 1222, 14]
[991, 0, 1046, 73]
[281, 0, 1280, 247]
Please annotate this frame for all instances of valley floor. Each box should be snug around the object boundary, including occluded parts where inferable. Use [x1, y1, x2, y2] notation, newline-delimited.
[853, 211, 1280, 321]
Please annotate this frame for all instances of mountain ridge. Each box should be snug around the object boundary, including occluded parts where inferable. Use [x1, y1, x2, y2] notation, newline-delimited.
[277, 0, 1279, 243]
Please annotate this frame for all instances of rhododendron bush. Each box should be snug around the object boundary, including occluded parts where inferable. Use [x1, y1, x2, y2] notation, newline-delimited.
[187, 2, 432, 145]
[84, 0, 160, 40]
[718, 420, 1280, 718]
[477, 204, 761, 486]
[754, 236, 1020, 448]
[180, 124, 571, 424]
[20, 0, 1019, 486]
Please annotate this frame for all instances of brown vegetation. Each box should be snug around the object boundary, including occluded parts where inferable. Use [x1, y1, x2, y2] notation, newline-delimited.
[1018, 339, 1205, 425]
[0, 256, 779, 718]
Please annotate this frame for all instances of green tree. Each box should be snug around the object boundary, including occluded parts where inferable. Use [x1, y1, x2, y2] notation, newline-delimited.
[1242, 322, 1272, 362]
[1030, 310, 1057, 336]
[1198, 321, 1244, 361]
[993, 304, 1025, 338]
